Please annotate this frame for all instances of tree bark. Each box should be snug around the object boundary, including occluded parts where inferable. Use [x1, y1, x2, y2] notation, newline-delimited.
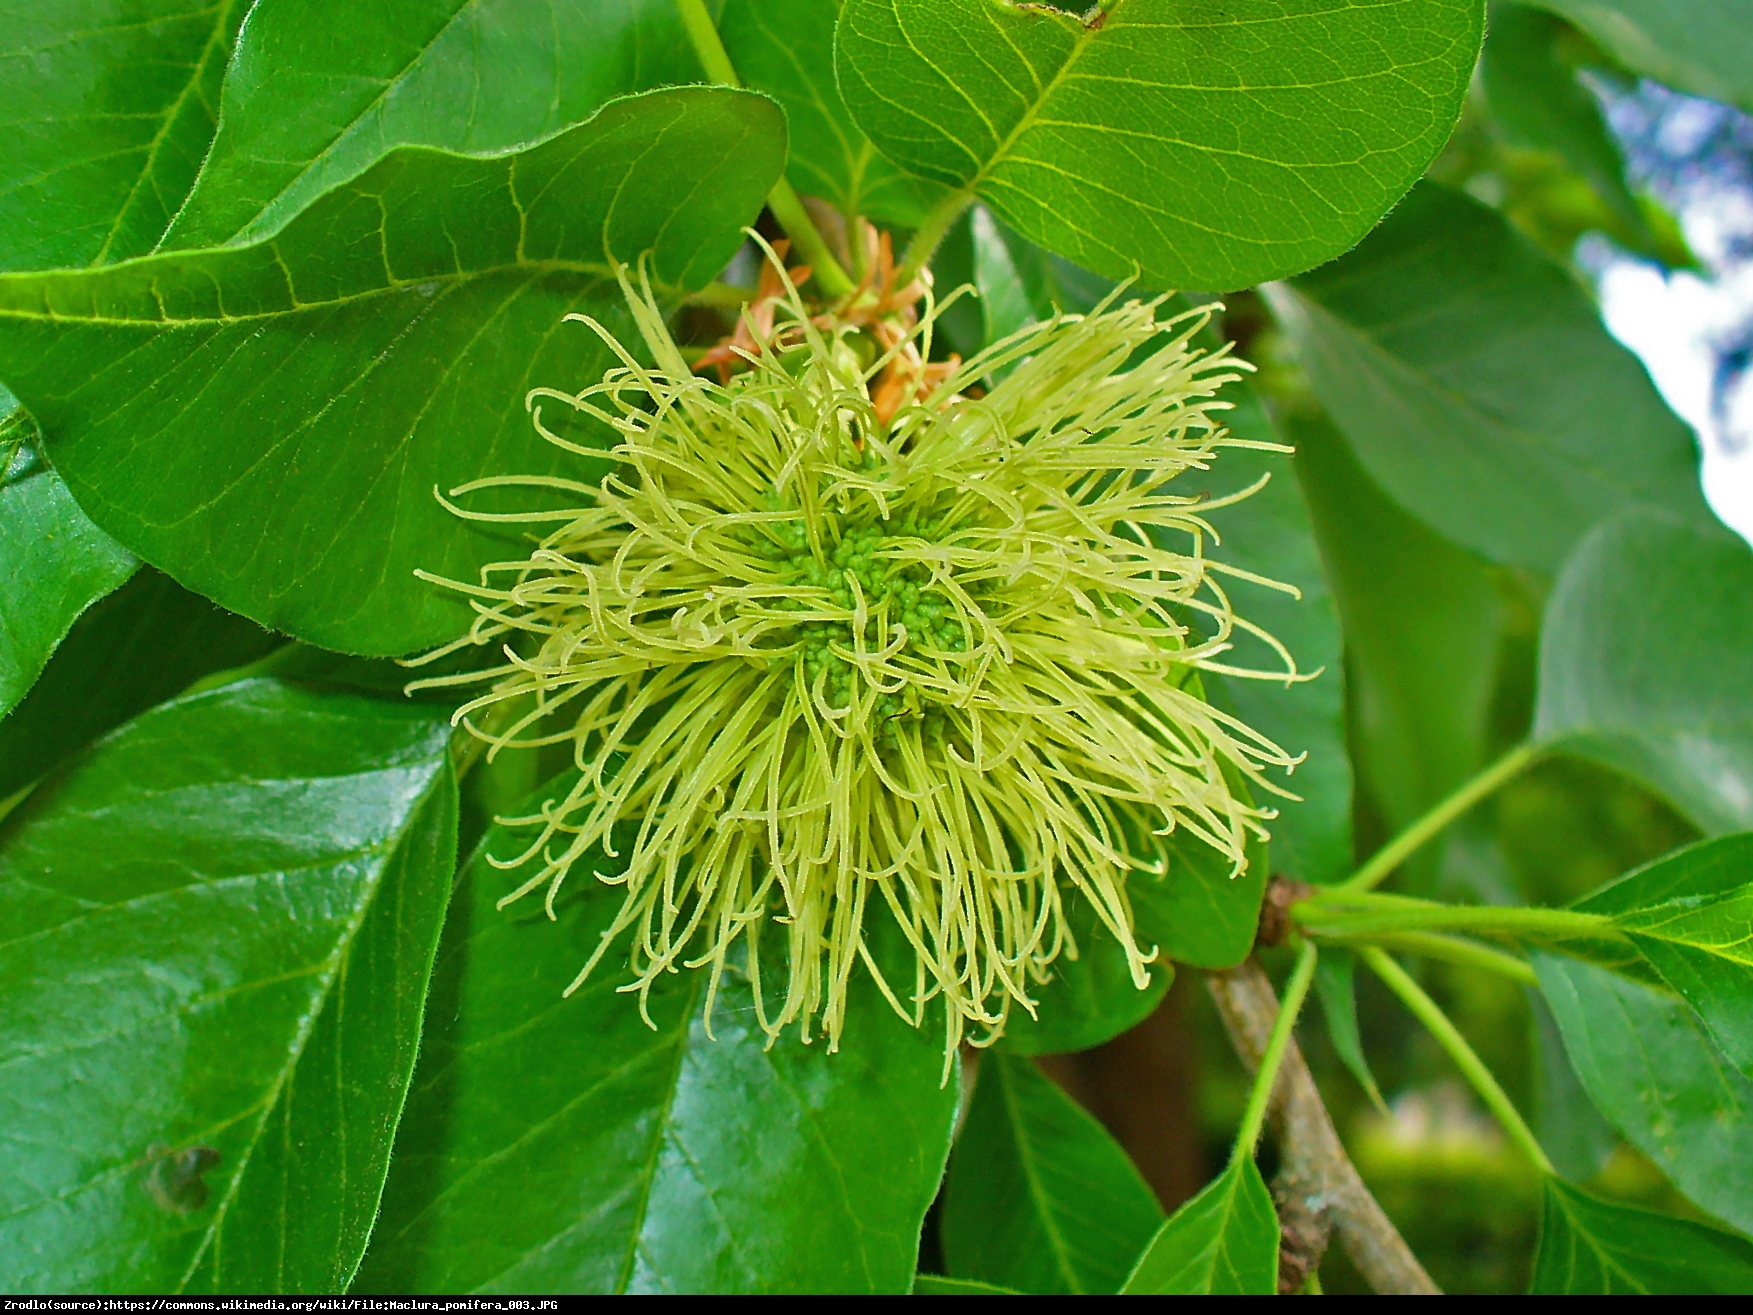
[1207, 958, 1441, 1295]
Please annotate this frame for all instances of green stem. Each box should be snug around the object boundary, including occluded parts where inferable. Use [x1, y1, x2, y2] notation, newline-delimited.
[1294, 894, 1613, 945]
[899, 189, 974, 282]
[1233, 942, 1319, 1158]
[675, 0, 855, 297]
[1361, 947, 1554, 1175]
[1360, 953, 1556, 1178]
[1341, 743, 1542, 892]
[1311, 930, 1538, 986]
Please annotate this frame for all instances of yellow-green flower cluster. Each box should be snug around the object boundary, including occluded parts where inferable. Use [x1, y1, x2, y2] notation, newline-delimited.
[416, 267, 1301, 1055]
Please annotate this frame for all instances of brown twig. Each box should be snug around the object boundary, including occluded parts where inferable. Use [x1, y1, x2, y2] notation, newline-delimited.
[1207, 958, 1441, 1295]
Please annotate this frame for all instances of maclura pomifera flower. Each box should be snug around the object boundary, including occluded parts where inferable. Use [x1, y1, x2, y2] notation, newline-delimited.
[412, 247, 1303, 1058]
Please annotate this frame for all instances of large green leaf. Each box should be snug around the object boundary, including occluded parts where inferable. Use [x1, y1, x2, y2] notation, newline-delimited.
[1269, 183, 1708, 574]
[1292, 415, 1501, 842]
[0, 0, 248, 270]
[1534, 952, 1753, 1234]
[1572, 834, 1753, 1079]
[355, 772, 959, 1294]
[1531, 1177, 1753, 1294]
[835, 0, 1482, 290]
[1536, 514, 1753, 835]
[719, 0, 947, 227]
[1120, 1155, 1277, 1294]
[1527, 1, 1753, 114]
[164, 0, 704, 249]
[0, 566, 276, 802]
[0, 87, 784, 656]
[0, 412, 136, 722]
[0, 679, 457, 1292]
[942, 1054, 1163, 1294]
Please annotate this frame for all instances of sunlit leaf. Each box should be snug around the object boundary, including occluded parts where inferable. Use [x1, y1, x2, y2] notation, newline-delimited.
[0, 88, 784, 656]
[942, 1054, 1163, 1294]
[0, 680, 457, 1291]
[1120, 1155, 1277, 1295]
[836, 0, 1483, 290]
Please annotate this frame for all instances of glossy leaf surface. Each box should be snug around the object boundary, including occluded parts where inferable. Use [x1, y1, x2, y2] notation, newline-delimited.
[1574, 833, 1753, 1079]
[0, 417, 136, 721]
[1535, 953, 1753, 1234]
[1121, 1155, 1277, 1294]
[0, 0, 248, 270]
[1531, 1177, 1753, 1294]
[0, 568, 276, 801]
[1528, 0, 1753, 113]
[941, 1054, 1163, 1294]
[357, 774, 959, 1294]
[1536, 514, 1753, 835]
[1272, 184, 1707, 573]
[836, 0, 1482, 290]
[165, 0, 703, 249]
[719, 0, 946, 227]
[0, 88, 784, 655]
[0, 680, 457, 1292]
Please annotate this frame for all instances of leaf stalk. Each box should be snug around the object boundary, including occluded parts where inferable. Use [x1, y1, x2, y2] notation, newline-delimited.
[1233, 941, 1318, 1157]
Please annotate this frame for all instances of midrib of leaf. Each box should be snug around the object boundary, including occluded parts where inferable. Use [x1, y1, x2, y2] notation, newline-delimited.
[963, 5, 1101, 198]
[92, 0, 243, 266]
[998, 1059, 1084, 1294]
[173, 780, 435, 1292]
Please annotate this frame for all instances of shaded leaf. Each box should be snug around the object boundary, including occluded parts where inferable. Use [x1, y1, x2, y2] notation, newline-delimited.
[1292, 414, 1501, 845]
[1534, 952, 1753, 1234]
[1315, 948, 1386, 1112]
[0, 680, 457, 1292]
[0, 410, 136, 721]
[1531, 1177, 1753, 1294]
[1483, 4, 1652, 244]
[719, 0, 947, 227]
[941, 1054, 1163, 1294]
[1574, 833, 1753, 1079]
[1270, 183, 1708, 573]
[0, 87, 784, 656]
[164, 0, 705, 249]
[1120, 1155, 1277, 1294]
[355, 771, 958, 1294]
[836, 0, 1482, 290]
[0, 0, 248, 270]
[1530, 988, 1618, 1180]
[1527, 0, 1753, 114]
[1536, 514, 1753, 835]
[0, 568, 276, 801]
[912, 1274, 1019, 1294]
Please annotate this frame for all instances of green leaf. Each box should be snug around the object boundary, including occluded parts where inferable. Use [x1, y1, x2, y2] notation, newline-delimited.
[1534, 952, 1753, 1234]
[0, 0, 249, 270]
[1572, 833, 1753, 1079]
[1482, 4, 1652, 244]
[0, 568, 277, 802]
[1120, 1155, 1277, 1295]
[836, 0, 1483, 290]
[356, 771, 959, 1294]
[719, 0, 948, 227]
[1531, 1177, 1753, 1294]
[0, 679, 457, 1291]
[0, 87, 784, 656]
[1269, 183, 1709, 574]
[1526, 0, 1753, 114]
[941, 1053, 1164, 1294]
[1536, 514, 1753, 835]
[1315, 948, 1386, 1112]
[163, 0, 706, 249]
[912, 1274, 1020, 1294]
[0, 409, 137, 721]
[1530, 988, 1618, 1180]
[1291, 414, 1501, 842]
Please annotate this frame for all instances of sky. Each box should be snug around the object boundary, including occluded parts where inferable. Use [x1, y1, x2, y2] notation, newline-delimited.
[1583, 81, 1753, 544]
